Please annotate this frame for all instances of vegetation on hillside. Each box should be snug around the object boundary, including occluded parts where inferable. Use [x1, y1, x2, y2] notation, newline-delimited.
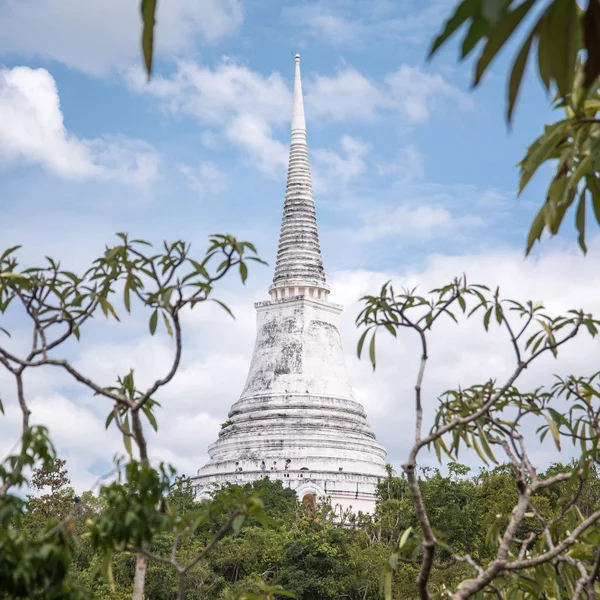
[10, 457, 600, 600]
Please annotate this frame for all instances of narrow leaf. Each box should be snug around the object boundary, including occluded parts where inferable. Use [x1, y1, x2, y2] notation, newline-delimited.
[429, 0, 480, 58]
[544, 413, 561, 451]
[507, 26, 536, 123]
[239, 261, 248, 284]
[474, 0, 536, 86]
[122, 414, 133, 457]
[369, 333, 377, 370]
[140, 0, 157, 79]
[576, 190, 588, 253]
[149, 309, 158, 335]
[212, 299, 235, 319]
[161, 311, 174, 337]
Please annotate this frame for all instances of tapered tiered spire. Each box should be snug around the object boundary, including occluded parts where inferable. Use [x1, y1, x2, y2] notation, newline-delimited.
[270, 55, 328, 297]
[193, 55, 387, 514]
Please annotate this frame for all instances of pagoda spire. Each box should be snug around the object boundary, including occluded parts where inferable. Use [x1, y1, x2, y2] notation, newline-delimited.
[270, 55, 329, 300]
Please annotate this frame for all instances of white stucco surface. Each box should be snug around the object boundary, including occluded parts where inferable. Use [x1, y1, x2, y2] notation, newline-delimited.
[192, 56, 387, 514]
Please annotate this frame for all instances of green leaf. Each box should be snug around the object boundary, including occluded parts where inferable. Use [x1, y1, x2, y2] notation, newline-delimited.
[149, 309, 158, 335]
[399, 526, 412, 549]
[212, 299, 235, 319]
[470, 431, 489, 466]
[232, 514, 245, 534]
[0, 245, 21, 262]
[495, 302, 503, 325]
[122, 414, 133, 457]
[507, 25, 536, 123]
[461, 18, 489, 58]
[576, 189, 588, 253]
[162, 311, 174, 337]
[0, 397, 4, 415]
[383, 322, 397, 336]
[526, 204, 546, 255]
[105, 409, 116, 430]
[474, 0, 536, 86]
[369, 333, 376, 370]
[429, 0, 480, 58]
[583, 0, 600, 87]
[551, 0, 579, 99]
[483, 306, 492, 330]
[383, 565, 393, 600]
[0, 327, 11, 338]
[102, 551, 115, 591]
[519, 120, 570, 194]
[357, 329, 369, 359]
[588, 175, 600, 225]
[477, 421, 498, 464]
[239, 261, 248, 284]
[123, 281, 131, 313]
[544, 413, 561, 451]
[142, 404, 159, 432]
[537, 7, 553, 91]
[140, 0, 157, 79]
[482, 0, 505, 24]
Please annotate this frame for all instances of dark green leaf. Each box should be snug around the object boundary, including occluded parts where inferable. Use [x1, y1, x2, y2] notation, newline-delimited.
[461, 18, 489, 58]
[583, 0, 600, 87]
[162, 311, 173, 337]
[149, 309, 158, 335]
[212, 299, 235, 319]
[576, 189, 588, 253]
[551, 0, 579, 99]
[537, 6, 553, 90]
[369, 333, 376, 370]
[507, 25, 536, 123]
[105, 409, 115, 430]
[429, 0, 480, 58]
[474, 0, 536, 86]
[588, 175, 600, 225]
[483, 307, 492, 330]
[239, 261, 248, 284]
[357, 329, 369, 358]
[526, 205, 546, 255]
[142, 404, 159, 432]
[140, 0, 157, 79]
[0, 245, 21, 262]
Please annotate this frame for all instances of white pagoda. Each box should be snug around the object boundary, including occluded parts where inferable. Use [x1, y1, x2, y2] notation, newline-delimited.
[192, 55, 387, 514]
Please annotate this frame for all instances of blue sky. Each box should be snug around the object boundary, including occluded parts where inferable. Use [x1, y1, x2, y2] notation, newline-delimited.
[1, 0, 599, 489]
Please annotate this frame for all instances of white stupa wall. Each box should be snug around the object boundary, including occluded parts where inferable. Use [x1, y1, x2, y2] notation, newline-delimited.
[191, 55, 387, 514]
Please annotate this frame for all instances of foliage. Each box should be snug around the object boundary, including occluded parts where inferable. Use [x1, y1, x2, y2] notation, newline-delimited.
[0, 235, 268, 600]
[357, 276, 600, 598]
[10, 454, 599, 600]
[430, 0, 600, 254]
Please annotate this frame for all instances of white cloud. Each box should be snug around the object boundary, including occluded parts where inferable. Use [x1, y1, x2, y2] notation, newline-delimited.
[385, 65, 474, 123]
[307, 69, 390, 122]
[180, 161, 229, 196]
[0, 0, 243, 76]
[303, 11, 363, 45]
[0, 67, 158, 185]
[307, 65, 471, 125]
[377, 144, 425, 182]
[225, 115, 287, 175]
[313, 135, 370, 192]
[128, 59, 291, 176]
[288, 0, 460, 49]
[360, 204, 483, 241]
